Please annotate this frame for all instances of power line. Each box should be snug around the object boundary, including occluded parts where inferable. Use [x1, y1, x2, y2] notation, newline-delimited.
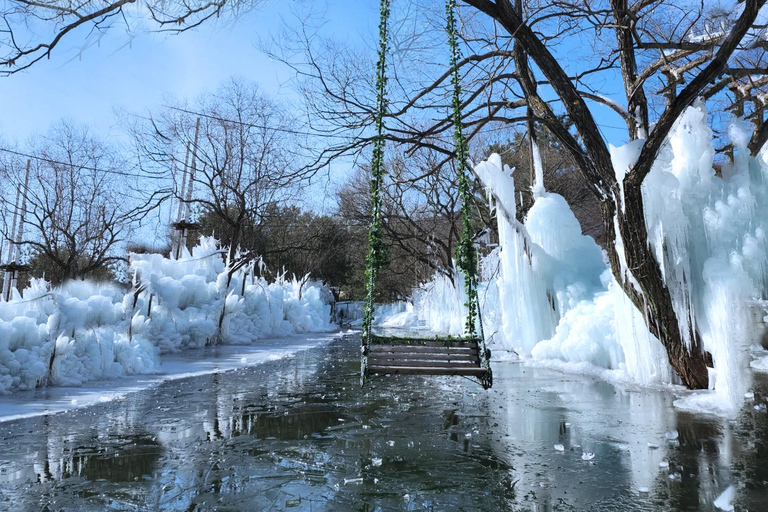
[159, 104, 633, 147]
[0, 147, 165, 180]
[158, 106, 354, 140]
[161, 105, 540, 141]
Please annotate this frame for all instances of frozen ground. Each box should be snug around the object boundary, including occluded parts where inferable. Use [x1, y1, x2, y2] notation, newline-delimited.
[0, 332, 340, 424]
[0, 333, 765, 511]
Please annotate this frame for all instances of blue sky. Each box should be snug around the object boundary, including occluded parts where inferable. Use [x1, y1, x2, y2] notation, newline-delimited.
[0, 0, 641, 235]
[0, 0, 634, 144]
[0, 1, 376, 142]
[0, 0, 380, 243]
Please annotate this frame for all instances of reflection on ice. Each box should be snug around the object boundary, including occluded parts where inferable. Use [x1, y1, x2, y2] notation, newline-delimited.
[0, 335, 765, 511]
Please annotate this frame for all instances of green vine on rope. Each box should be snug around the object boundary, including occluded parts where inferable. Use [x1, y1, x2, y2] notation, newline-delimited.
[446, 0, 480, 338]
[362, 0, 392, 346]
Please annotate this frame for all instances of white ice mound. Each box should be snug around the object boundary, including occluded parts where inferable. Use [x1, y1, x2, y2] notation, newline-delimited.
[0, 237, 333, 394]
[713, 485, 736, 511]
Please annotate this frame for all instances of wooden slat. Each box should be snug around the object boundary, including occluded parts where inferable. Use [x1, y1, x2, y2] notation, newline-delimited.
[371, 340, 479, 348]
[370, 336, 481, 347]
[369, 352, 479, 362]
[370, 345, 478, 354]
[368, 359, 479, 368]
[368, 365, 488, 376]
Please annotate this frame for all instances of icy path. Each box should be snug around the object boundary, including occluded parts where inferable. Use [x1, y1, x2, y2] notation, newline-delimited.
[0, 331, 343, 424]
[0, 334, 766, 511]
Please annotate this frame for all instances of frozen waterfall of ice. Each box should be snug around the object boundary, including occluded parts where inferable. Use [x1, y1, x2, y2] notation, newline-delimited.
[382, 105, 768, 414]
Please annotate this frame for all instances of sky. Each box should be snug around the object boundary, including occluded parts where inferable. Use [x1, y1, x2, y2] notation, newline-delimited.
[0, 0, 633, 143]
[0, 0, 634, 243]
[0, 0, 383, 248]
[0, 1, 375, 142]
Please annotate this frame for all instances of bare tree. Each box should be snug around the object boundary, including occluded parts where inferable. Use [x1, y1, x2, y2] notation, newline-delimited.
[135, 79, 306, 262]
[0, 121, 155, 283]
[335, 141, 495, 300]
[465, 0, 765, 389]
[0, 0, 266, 75]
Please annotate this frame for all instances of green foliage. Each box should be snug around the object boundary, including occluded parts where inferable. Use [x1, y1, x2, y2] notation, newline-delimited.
[195, 204, 353, 286]
[362, 0, 392, 344]
[446, 0, 480, 338]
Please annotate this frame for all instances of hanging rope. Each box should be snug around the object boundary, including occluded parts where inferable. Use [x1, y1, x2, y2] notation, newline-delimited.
[447, 0, 490, 388]
[360, 0, 491, 389]
[362, 0, 392, 371]
[446, 0, 479, 339]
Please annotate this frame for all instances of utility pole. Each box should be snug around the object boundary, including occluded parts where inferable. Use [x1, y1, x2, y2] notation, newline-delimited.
[172, 117, 201, 259]
[1, 160, 31, 301]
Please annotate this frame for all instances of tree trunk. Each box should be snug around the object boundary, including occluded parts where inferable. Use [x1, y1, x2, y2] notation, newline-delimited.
[604, 189, 710, 389]
[228, 223, 242, 263]
[610, 0, 649, 140]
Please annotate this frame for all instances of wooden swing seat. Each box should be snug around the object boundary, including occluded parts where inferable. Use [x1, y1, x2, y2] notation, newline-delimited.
[360, 0, 492, 390]
[366, 335, 490, 379]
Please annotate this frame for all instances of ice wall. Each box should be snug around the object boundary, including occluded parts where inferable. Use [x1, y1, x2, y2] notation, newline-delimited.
[384, 108, 768, 412]
[642, 106, 768, 411]
[474, 154, 607, 358]
[377, 270, 467, 334]
[474, 155, 560, 354]
[0, 237, 332, 394]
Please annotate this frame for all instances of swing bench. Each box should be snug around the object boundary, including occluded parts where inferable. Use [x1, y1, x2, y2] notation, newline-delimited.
[360, 0, 492, 390]
[367, 334, 490, 378]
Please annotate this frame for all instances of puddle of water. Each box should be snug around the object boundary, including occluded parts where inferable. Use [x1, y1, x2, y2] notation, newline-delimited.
[0, 334, 765, 511]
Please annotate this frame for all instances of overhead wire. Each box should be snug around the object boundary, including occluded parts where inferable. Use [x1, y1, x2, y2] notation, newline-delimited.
[158, 105, 355, 139]
[0, 147, 165, 180]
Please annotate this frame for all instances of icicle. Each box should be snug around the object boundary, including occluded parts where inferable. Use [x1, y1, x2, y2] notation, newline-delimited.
[531, 138, 545, 199]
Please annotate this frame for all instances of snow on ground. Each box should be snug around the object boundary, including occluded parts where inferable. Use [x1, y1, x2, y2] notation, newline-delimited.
[377, 105, 768, 417]
[0, 237, 333, 395]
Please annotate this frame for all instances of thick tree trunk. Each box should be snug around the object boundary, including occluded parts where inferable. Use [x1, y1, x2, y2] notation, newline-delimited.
[603, 0, 708, 388]
[603, 189, 710, 389]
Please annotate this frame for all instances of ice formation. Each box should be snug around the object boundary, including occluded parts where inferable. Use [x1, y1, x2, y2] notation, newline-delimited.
[382, 104, 768, 414]
[0, 237, 332, 393]
[645, 107, 767, 412]
[713, 485, 736, 511]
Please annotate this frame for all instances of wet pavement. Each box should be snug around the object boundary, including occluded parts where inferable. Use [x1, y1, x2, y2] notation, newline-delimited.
[0, 334, 766, 511]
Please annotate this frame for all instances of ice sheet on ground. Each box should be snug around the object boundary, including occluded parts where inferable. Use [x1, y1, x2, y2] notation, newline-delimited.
[0, 332, 338, 423]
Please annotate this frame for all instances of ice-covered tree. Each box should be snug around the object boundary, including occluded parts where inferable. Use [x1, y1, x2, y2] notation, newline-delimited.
[274, 0, 768, 388]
